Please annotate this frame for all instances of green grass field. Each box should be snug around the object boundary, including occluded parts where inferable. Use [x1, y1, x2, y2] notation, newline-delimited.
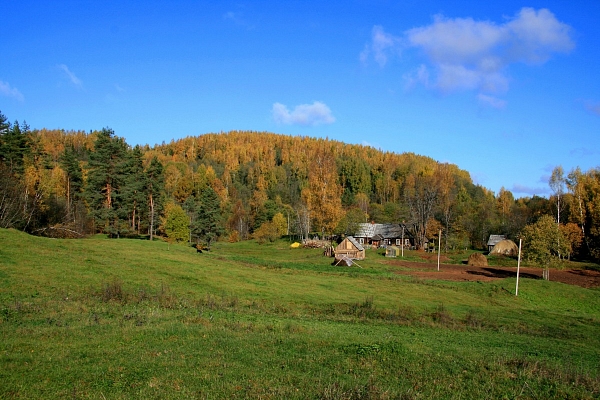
[1, 229, 599, 399]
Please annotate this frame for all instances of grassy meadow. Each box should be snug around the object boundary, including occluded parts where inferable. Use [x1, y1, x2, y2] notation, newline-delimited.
[1, 228, 599, 399]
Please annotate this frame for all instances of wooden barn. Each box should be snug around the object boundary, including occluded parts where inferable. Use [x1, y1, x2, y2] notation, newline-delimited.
[334, 236, 365, 260]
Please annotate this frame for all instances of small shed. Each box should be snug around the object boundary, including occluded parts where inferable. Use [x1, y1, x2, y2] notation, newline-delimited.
[385, 246, 400, 258]
[334, 236, 365, 260]
[487, 235, 506, 252]
[371, 234, 385, 248]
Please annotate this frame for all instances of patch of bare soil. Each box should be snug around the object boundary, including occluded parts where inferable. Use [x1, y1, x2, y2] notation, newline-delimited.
[387, 260, 600, 289]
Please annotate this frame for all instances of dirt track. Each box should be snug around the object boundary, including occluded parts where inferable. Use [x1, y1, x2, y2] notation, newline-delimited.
[386, 259, 600, 289]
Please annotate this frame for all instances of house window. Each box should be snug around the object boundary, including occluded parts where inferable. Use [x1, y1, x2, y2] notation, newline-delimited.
[358, 238, 364, 244]
[396, 239, 401, 246]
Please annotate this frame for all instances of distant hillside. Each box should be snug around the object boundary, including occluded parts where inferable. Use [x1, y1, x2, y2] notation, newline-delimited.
[8, 108, 600, 259]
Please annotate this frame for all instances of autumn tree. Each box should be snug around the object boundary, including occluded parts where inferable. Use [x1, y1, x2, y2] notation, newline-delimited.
[335, 207, 367, 236]
[272, 212, 287, 237]
[496, 187, 514, 233]
[304, 146, 343, 238]
[521, 215, 568, 279]
[0, 163, 26, 228]
[163, 202, 190, 245]
[566, 168, 586, 246]
[436, 163, 456, 251]
[145, 156, 165, 241]
[403, 169, 439, 249]
[560, 222, 583, 260]
[549, 166, 566, 225]
[577, 168, 600, 259]
[59, 144, 83, 223]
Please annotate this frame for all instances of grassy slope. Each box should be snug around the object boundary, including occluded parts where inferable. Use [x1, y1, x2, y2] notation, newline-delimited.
[1, 229, 599, 399]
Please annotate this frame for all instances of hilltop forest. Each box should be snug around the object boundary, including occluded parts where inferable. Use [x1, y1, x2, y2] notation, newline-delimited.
[1, 110, 599, 260]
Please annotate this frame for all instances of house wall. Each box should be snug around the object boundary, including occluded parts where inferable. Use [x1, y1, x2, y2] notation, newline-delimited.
[334, 238, 365, 260]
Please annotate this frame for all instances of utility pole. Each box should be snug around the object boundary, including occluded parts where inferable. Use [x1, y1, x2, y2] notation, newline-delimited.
[401, 225, 404, 258]
[516, 238, 522, 296]
[437, 229, 441, 271]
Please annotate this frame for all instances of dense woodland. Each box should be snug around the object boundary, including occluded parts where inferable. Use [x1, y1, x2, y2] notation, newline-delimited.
[1, 110, 599, 261]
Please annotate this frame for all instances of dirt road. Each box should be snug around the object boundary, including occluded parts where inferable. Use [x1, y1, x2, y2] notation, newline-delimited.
[386, 259, 600, 289]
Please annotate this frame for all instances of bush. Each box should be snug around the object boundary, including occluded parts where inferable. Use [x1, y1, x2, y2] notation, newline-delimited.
[253, 221, 279, 244]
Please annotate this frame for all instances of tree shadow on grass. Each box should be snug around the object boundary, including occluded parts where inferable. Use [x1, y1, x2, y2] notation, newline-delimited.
[467, 268, 540, 280]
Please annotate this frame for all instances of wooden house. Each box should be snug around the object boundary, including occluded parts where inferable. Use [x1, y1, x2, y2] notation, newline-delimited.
[354, 223, 413, 248]
[334, 236, 365, 260]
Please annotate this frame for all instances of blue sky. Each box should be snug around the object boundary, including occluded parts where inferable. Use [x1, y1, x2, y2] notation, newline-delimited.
[1, 1, 599, 198]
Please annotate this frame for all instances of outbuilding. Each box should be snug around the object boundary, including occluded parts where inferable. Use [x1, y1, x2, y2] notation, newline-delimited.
[334, 236, 365, 260]
[487, 235, 506, 252]
[385, 246, 400, 258]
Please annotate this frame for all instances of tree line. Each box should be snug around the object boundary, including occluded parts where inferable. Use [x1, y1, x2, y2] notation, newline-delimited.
[1, 110, 599, 261]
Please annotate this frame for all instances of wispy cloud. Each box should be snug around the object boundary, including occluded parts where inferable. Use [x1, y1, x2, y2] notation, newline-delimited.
[477, 94, 506, 109]
[360, 25, 402, 67]
[0, 80, 24, 102]
[570, 147, 600, 157]
[223, 10, 255, 29]
[362, 8, 574, 105]
[511, 183, 549, 196]
[584, 101, 600, 116]
[272, 101, 335, 126]
[58, 64, 83, 88]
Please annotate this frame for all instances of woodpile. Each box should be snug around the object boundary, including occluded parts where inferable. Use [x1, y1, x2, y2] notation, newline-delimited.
[303, 239, 329, 249]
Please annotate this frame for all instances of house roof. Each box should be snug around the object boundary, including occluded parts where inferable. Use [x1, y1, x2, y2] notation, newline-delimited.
[354, 223, 410, 239]
[487, 235, 506, 246]
[346, 236, 364, 251]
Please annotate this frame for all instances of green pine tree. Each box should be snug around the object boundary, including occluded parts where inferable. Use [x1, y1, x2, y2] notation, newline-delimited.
[192, 187, 223, 250]
[0, 115, 30, 175]
[84, 128, 129, 236]
[119, 146, 147, 235]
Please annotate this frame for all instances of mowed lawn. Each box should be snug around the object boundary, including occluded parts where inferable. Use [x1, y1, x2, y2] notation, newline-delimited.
[1, 229, 599, 399]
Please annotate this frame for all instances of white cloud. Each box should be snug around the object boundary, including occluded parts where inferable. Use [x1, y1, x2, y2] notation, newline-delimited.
[360, 25, 401, 67]
[58, 64, 83, 88]
[272, 101, 335, 126]
[477, 94, 507, 109]
[0, 80, 24, 101]
[403, 64, 431, 90]
[363, 8, 574, 102]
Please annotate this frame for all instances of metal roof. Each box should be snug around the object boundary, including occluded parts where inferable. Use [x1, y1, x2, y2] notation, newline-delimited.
[354, 223, 410, 239]
[346, 236, 365, 251]
[487, 235, 506, 246]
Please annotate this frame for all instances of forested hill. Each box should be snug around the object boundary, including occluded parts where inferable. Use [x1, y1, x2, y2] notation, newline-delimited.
[1, 109, 599, 259]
